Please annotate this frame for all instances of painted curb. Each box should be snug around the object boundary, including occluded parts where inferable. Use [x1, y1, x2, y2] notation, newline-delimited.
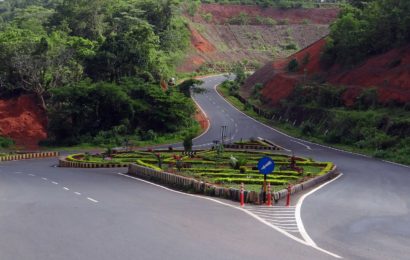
[0, 152, 60, 161]
[58, 157, 128, 168]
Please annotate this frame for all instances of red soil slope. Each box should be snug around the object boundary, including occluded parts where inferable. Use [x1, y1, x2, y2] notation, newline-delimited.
[179, 4, 339, 72]
[189, 25, 216, 53]
[244, 38, 410, 106]
[193, 4, 339, 25]
[0, 95, 47, 149]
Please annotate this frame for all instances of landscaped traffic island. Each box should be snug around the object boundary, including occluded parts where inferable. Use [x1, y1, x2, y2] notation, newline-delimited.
[62, 147, 334, 193]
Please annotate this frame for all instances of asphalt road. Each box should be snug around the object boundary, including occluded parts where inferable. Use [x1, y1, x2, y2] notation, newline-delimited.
[192, 75, 410, 260]
[0, 75, 409, 259]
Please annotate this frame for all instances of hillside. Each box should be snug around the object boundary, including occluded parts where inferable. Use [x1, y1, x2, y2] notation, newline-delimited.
[178, 4, 339, 72]
[242, 38, 410, 106]
[0, 95, 47, 149]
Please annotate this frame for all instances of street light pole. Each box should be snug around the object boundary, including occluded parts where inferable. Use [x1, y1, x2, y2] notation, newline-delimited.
[221, 125, 227, 145]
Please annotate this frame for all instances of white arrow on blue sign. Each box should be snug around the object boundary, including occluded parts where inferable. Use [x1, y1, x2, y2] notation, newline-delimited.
[257, 157, 275, 175]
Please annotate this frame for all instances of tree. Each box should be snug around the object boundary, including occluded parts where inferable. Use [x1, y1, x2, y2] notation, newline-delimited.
[0, 27, 92, 109]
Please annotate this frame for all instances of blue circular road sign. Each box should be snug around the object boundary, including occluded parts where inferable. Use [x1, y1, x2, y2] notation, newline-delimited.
[257, 157, 275, 175]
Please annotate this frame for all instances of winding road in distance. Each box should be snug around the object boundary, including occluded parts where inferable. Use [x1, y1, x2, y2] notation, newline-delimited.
[0, 75, 409, 260]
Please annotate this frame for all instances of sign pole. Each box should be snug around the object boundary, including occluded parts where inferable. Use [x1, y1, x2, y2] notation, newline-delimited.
[257, 156, 275, 205]
[263, 174, 267, 203]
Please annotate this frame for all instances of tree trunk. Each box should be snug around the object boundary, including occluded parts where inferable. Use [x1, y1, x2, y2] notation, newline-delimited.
[38, 94, 47, 111]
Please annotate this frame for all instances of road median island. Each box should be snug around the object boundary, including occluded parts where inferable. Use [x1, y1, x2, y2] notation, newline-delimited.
[127, 159, 338, 205]
[61, 142, 337, 204]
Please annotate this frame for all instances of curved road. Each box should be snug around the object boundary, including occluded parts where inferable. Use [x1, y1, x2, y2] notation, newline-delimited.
[0, 75, 409, 259]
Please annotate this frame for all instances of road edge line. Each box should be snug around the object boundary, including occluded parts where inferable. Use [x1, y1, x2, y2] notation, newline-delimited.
[295, 173, 344, 259]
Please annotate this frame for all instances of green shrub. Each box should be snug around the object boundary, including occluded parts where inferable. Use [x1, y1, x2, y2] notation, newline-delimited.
[0, 136, 13, 148]
[287, 58, 299, 72]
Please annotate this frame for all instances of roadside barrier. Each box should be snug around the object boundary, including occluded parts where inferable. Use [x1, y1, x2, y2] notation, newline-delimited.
[0, 151, 59, 162]
[223, 144, 281, 151]
[128, 163, 338, 205]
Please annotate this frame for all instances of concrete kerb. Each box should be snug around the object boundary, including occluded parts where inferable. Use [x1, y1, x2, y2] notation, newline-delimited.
[58, 157, 128, 168]
[127, 163, 338, 205]
[0, 151, 60, 162]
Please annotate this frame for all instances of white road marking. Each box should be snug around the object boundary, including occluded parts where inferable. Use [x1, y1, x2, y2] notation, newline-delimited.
[296, 173, 344, 259]
[117, 172, 340, 258]
[28, 174, 35, 177]
[52, 181, 58, 185]
[291, 140, 312, 150]
[42, 177, 48, 181]
[63, 187, 69, 191]
[74, 192, 81, 195]
[15, 172, 23, 174]
[192, 95, 211, 142]
[87, 197, 98, 203]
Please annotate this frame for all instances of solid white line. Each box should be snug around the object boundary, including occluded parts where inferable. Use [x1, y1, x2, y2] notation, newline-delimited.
[295, 173, 344, 259]
[291, 140, 312, 150]
[87, 197, 98, 203]
[74, 192, 81, 195]
[268, 220, 298, 223]
[63, 187, 69, 191]
[52, 181, 58, 185]
[269, 223, 297, 226]
[192, 94, 211, 142]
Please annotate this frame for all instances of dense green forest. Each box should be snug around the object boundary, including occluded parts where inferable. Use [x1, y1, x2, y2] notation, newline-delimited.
[0, 0, 198, 146]
[323, 0, 410, 65]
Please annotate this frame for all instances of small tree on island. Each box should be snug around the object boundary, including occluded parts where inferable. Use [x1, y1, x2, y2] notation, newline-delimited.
[183, 135, 193, 152]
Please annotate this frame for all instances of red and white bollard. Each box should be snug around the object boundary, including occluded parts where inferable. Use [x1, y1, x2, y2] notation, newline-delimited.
[267, 183, 272, 206]
[286, 184, 291, 207]
[240, 183, 244, 207]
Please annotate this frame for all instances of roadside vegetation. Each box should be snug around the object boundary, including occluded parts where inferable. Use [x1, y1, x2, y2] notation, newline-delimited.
[323, 0, 410, 66]
[0, 0, 201, 148]
[220, 68, 410, 165]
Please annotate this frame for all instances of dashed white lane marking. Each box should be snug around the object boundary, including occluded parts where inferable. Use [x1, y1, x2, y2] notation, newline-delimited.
[74, 192, 81, 195]
[42, 177, 48, 181]
[117, 172, 341, 258]
[15, 172, 23, 174]
[291, 140, 312, 150]
[52, 181, 58, 185]
[28, 174, 35, 176]
[87, 197, 98, 203]
[63, 187, 69, 191]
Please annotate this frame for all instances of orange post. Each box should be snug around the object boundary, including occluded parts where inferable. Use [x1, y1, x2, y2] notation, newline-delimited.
[240, 183, 245, 207]
[267, 183, 272, 206]
[286, 184, 291, 207]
